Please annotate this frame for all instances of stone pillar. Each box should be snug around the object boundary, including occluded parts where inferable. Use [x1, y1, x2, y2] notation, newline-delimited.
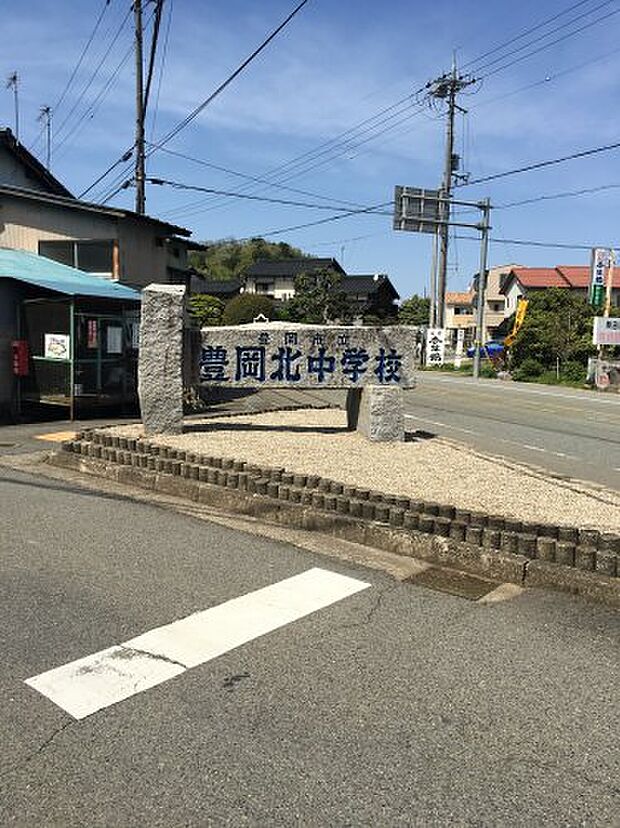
[356, 385, 405, 442]
[345, 388, 362, 431]
[138, 283, 186, 434]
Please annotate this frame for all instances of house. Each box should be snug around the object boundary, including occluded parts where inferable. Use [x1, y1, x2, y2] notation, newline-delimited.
[0, 126, 197, 419]
[0, 247, 140, 420]
[243, 258, 346, 301]
[470, 264, 520, 341]
[444, 291, 475, 348]
[501, 265, 620, 311]
[340, 274, 399, 319]
[0, 127, 193, 289]
[242, 257, 399, 318]
[189, 274, 243, 302]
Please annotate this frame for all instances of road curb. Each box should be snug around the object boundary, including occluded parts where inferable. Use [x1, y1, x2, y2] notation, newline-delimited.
[50, 431, 620, 609]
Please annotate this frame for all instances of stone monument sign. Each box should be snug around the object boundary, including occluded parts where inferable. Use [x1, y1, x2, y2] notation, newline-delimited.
[138, 286, 416, 441]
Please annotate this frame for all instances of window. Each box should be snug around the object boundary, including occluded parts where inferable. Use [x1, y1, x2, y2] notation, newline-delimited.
[38, 239, 115, 276]
[487, 300, 504, 313]
[255, 282, 273, 295]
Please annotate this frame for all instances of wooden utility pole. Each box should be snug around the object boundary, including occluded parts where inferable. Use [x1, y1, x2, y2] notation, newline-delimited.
[134, 0, 146, 214]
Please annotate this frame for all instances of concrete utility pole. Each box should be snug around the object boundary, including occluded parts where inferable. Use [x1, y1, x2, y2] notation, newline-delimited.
[38, 105, 52, 169]
[134, 0, 146, 215]
[473, 198, 491, 380]
[6, 72, 19, 141]
[426, 57, 475, 327]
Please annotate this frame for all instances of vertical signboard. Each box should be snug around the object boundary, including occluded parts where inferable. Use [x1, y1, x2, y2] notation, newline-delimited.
[590, 248, 610, 310]
[425, 328, 445, 367]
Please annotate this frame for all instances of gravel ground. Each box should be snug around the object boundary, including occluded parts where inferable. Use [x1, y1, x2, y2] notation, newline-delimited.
[112, 409, 620, 532]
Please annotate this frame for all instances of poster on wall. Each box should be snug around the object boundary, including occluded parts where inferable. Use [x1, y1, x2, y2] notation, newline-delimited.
[44, 333, 70, 360]
[106, 326, 123, 354]
[87, 319, 98, 349]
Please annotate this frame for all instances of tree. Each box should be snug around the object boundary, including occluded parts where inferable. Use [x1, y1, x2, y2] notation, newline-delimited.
[221, 294, 275, 325]
[189, 237, 307, 281]
[188, 294, 224, 327]
[287, 267, 351, 324]
[510, 288, 596, 371]
[399, 295, 430, 325]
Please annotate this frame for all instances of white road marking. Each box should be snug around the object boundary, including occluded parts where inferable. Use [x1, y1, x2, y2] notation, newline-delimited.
[25, 568, 370, 720]
[404, 414, 480, 436]
[419, 374, 620, 406]
[405, 413, 585, 463]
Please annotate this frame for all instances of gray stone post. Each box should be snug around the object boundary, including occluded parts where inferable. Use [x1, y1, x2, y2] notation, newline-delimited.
[356, 386, 405, 442]
[138, 283, 186, 434]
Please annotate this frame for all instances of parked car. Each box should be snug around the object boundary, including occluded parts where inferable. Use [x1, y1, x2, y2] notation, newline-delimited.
[466, 340, 505, 358]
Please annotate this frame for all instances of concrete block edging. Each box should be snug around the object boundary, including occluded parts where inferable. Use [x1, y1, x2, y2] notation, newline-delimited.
[52, 429, 620, 609]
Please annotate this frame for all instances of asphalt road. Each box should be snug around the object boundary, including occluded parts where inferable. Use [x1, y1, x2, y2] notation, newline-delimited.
[1, 466, 618, 826]
[406, 374, 620, 489]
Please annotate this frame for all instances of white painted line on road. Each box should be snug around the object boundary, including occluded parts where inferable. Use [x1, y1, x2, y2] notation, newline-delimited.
[521, 444, 547, 453]
[419, 375, 620, 405]
[25, 568, 370, 720]
[404, 414, 481, 437]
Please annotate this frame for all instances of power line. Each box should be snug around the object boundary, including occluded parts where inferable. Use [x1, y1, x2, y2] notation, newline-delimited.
[146, 176, 389, 212]
[52, 4, 133, 147]
[238, 201, 393, 241]
[151, 145, 370, 209]
[148, 0, 174, 144]
[461, 0, 600, 69]
[461, 139, 620, 187]
[146, 0, 311, 158]
[88, 0, 312, 203]
[472, 0, 615, 76]
[455, 234, 617, 251]
[51, 0, 112, 119]
[476, 5, 620, 80]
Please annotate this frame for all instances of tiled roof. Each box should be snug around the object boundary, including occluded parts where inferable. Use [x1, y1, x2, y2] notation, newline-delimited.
[342, 274, 399, 299]
[510, 267, 567, 288]
[506, 264, 620, 291]
[245, 257, 346, 277]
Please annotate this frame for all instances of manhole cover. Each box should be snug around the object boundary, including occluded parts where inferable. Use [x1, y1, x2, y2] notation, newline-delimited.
[406, 567, 498, 601]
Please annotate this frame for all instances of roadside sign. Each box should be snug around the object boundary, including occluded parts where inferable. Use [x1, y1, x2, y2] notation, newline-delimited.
[590, 248, 611, 309]
[592, 316, 620, 345]
[393, 186, 441, 234]
[425, 328, 445, 366]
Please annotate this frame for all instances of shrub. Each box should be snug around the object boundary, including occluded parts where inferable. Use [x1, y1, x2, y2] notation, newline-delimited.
[560, 360, 587, 384]
[512, 357, 544, 382]
[188, 294, 224, 327]
[222, 294, 274, 325]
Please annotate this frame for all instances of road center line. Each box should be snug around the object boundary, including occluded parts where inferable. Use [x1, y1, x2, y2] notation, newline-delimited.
[25, 568, 370, 720]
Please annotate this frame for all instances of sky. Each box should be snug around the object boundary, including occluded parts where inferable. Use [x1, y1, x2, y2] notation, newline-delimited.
[2, 0, 620, 300]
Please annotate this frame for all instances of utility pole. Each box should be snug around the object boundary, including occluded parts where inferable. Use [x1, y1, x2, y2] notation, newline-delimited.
[426, 57, 475, 327]
[6, 72, 19, 141]
[38, 106, 52, 169]
[134, 0, 146, 214]
[473, 198, 491, 380]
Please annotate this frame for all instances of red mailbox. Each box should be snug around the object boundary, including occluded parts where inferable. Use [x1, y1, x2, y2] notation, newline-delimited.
[12, 340, 29, 376]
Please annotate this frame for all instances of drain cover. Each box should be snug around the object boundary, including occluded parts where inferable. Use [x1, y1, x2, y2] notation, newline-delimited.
[406, 567, 498, 601]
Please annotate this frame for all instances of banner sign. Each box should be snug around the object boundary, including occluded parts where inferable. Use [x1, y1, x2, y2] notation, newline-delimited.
[592, 316, 620, 346]
[199, 324, 417, 388]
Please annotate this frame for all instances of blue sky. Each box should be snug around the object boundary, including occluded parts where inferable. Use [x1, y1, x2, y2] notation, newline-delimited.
[2, 0, 620, 299]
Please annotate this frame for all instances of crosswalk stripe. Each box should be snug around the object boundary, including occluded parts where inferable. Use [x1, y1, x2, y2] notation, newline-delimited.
[25, 568, 370, 720]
